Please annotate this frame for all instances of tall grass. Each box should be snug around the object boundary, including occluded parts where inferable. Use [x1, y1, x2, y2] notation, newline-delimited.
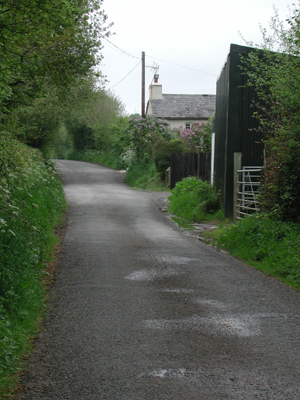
[214, 214, 300, 290]
[0, 133, 67, 397]
[125, 159, 167, 190]
[67, 149, 126, 170]
[68, 150, 168, 191]
[168, 177, 300, 290]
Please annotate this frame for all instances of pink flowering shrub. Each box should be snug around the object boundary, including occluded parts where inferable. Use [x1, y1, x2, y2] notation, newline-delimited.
[127, 115, 173, 158]
[175, 120, 212, 153]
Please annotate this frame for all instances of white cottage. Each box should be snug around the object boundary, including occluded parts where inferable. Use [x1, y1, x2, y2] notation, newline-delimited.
[145, 79, 216, 129]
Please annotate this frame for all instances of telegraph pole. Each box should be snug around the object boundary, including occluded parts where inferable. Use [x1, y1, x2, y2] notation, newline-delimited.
[141, 51, 145, 118]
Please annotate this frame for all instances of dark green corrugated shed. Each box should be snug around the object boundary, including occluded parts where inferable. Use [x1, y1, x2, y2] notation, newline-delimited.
[214, 43, 264, 217]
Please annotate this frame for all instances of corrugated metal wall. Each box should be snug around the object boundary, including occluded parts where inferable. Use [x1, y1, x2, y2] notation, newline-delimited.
[214, 53, 230, 207]
[239, 72, 264, 167]
[214, 44, 264, 217]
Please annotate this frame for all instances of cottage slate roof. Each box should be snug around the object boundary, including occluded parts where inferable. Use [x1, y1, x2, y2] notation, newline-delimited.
[148, 94, 216, 120]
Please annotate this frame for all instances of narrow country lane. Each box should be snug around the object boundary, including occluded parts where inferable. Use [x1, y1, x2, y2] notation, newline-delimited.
[18, 160, 300, 399]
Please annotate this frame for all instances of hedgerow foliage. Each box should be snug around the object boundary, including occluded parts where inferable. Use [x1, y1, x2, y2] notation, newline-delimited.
[121, 115, 213, 187]
[123, 115, 175, 186]
[215, 214, 300, 289]
[0, 133, 66, 394]
[0, 0, 115, 156]
[0, 0, 115, 395]
[126, 115, 174, 156]
[169, 177, 222, 222]
[242, 3, 300, 222]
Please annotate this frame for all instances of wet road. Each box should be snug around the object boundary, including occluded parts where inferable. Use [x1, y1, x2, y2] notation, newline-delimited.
[18, 160, 300, 399]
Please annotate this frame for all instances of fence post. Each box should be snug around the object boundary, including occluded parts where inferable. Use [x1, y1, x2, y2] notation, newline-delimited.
[233, 152, 242, 220]
[197, 153, 200, 179]
[206, 152, 211, 182]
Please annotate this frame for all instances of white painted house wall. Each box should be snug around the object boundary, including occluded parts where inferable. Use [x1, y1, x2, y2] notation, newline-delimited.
[149, 83, 162, 100]
[146, 82, 215, 130]
[166, 119, 209, 130]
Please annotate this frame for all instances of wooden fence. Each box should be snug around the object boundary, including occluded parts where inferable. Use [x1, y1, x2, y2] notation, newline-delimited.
[170, 153, 211, 189]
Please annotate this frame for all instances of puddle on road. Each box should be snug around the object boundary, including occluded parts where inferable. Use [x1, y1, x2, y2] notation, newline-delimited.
[139, 368, 197, 380]
[142, 312, 297, 338]
[194, 299, 236, 310]
[125, 254, 201, 282]
[160, 288, 196, 294]
[138, 365, 299, 399]
[156, 255, 199, 265]
[135, 219, 183, 242]
[137, 254, 200, 265]
[125, 268, 184, 282]
[142, 315, 261, 337]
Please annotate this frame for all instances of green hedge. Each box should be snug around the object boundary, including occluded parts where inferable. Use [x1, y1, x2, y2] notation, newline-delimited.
[168, 177, 223, 222]
[0, 133, 67, 396]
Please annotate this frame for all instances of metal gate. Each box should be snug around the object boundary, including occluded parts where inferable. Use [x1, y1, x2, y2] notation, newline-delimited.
[236, 167, 262, 219]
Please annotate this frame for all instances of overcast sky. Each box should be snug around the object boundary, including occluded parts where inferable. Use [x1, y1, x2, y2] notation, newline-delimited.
[99, 0, 293, 115]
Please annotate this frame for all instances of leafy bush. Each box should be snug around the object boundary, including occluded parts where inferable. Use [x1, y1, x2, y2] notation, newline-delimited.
[65, 119, 95, 151]
[125, 158, 166, 190]
[127, 115, 174, 159]
[153, 139, 185, 180]
[259, 133, 300, 222]
[241, 5, 300, 222]
[106, 123, 131, 155]
[51, 123, 74, 159]
[68, 149, 126, 170]
[169, 177, 222, 222]
[214, 214, 300, 289]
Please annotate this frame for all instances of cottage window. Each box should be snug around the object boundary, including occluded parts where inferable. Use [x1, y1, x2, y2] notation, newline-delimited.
[185, 123, 191, 129]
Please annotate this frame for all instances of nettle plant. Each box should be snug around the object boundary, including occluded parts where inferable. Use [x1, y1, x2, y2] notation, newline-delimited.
[127, 115, 173, 158]
[175, 121, 211, 153]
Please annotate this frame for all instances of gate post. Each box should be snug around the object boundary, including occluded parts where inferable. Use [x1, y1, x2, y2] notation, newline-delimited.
[233, 153, 242, 220]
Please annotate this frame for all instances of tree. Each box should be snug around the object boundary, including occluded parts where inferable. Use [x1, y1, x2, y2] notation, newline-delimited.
[0, 0, 113, 152]
[11, 83, 69, 150]
[0, 0, 111, 114]
[242, 2, 300, 222]
[126, 115, 174, 160]
[65, 75, 125, 152]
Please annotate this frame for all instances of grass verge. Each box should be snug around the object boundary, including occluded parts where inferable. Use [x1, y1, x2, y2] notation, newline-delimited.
[67, 150, 169, 191]
[167, 177, 300, 291]
[125, 160, 168, 191]
[208, 214, 300, 291]
[67, 149, 125, 170]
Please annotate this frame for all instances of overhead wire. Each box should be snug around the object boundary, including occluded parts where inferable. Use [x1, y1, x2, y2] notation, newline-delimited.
[103, 38, 140, 59]
[146, 54, 218, 77]
[107, 60, 141, 90]
[103, 39, 218, 91]
[103, 39, 217, 77]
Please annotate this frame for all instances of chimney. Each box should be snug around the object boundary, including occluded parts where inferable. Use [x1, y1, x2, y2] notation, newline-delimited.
[149, 74, 162, 99]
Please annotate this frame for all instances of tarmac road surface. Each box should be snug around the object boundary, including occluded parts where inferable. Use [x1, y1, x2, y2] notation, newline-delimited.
[17, 160, 300, 399]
